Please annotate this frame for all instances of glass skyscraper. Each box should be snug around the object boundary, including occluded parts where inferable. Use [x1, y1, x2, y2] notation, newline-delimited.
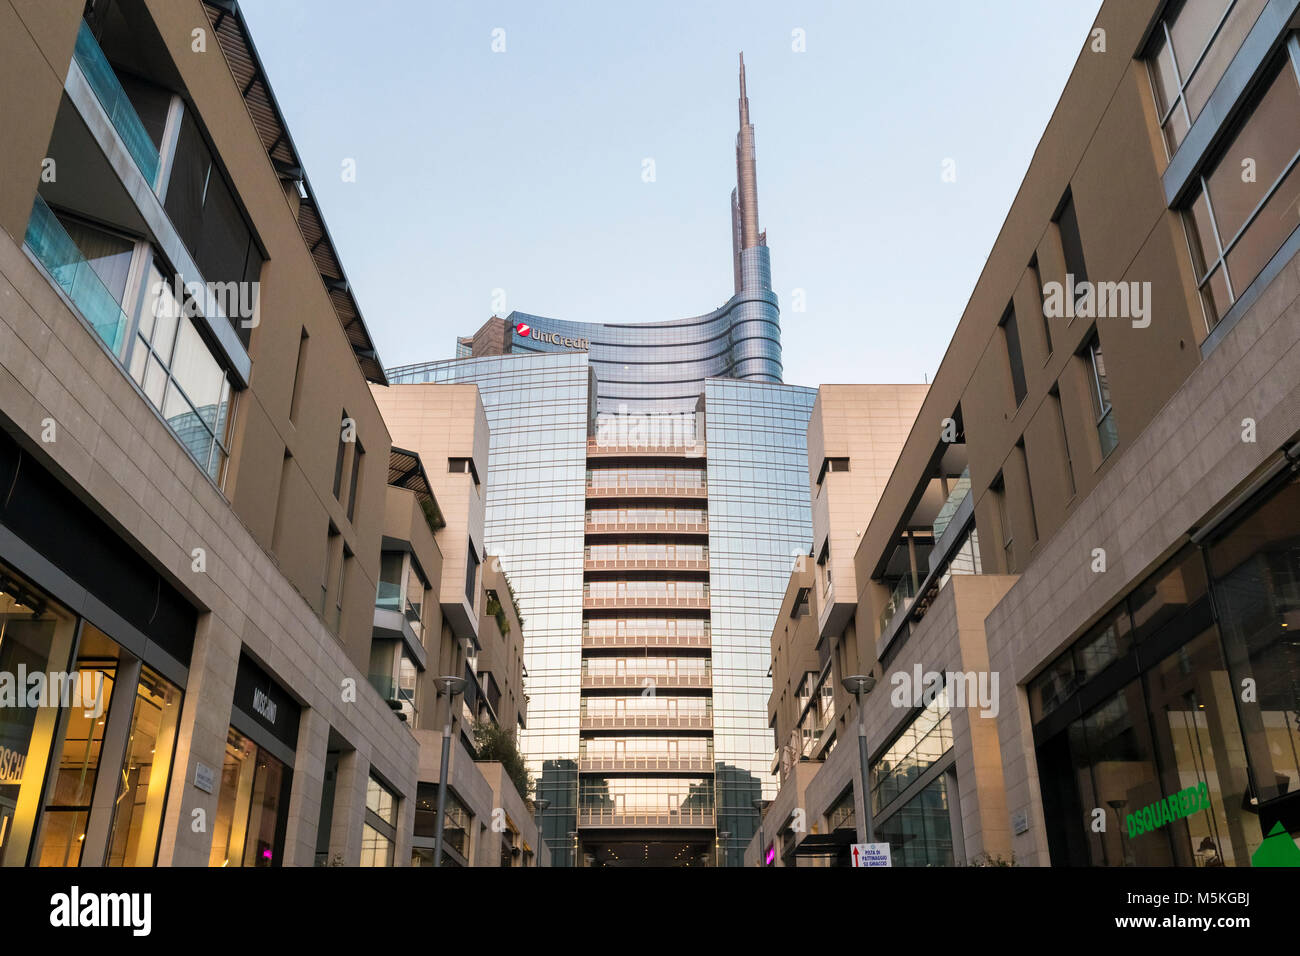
[387, 56, 813, 865]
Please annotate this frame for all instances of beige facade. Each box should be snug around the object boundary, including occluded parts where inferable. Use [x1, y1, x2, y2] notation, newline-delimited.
[755, 0, 1300, 866]
[0, 0, 539, 869]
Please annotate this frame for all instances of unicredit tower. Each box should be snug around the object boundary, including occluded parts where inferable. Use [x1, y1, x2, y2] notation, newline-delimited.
[386, 55, 815, 866]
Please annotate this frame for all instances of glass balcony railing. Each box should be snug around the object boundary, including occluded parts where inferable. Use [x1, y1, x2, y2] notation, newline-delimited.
[878, 575, 916, 636]
[74, 20, 159, 186]
[375, 580, 402, 612]
[932, 468, 971, 540]
[24, 195, 129, 353]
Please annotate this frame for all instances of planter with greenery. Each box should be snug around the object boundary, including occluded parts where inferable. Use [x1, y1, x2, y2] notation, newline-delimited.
[471, 719, 534, 800]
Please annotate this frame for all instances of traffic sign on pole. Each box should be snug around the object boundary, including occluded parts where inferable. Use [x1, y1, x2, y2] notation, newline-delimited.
[851, 842, 892, 867]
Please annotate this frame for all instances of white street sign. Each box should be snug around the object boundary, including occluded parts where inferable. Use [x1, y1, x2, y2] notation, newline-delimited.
[851, 842, 892, 867]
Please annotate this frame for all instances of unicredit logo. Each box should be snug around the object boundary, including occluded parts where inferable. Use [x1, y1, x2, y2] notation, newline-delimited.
[514, 322, 589, 351]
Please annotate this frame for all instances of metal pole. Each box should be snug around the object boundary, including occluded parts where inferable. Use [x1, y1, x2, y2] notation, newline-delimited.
[856, 686, 876, 845]
[432, 704, 453, 867]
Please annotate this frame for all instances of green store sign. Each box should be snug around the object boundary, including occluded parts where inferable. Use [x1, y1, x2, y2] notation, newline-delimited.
[1126, 782, 1209, 838]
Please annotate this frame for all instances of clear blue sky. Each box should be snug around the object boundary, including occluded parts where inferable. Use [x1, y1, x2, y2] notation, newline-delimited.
[239, 0, 1104, 388]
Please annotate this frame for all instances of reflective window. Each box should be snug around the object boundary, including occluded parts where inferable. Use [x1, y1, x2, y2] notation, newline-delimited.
[208, 728, 288, 867]
[1182, 52, 1300, 330]
[105, 666, 182, 866]
[1146, 0, 1269, 156]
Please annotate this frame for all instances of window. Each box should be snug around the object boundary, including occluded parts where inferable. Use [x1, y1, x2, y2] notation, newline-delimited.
[1050, 385, 1077, 498]
[817, 541, 832, 594]
[129, 261, 234, 483]
[816, 457, 850, 486]
[360, 776, 397, 867]
[1029, 256, 1052, 354]
[288, 328, 308, 423]
[163, 109, 264, 346]
[1146, 0, 1269, 156]
[1054, 191, 1089, 302]
[448, 457, 480, 485]
[335, 545, 352, 634]
[346, 439, 364, 523]
[208, 728, 288, 867]
[792, 586, 811, 618]
[465, 541, 480, 603]
[1001, 303, 1028, 407]
[332, 413, 349, 500]
[1085, 335, 1119, 459]
[1017, 439, 1039, 545]
[321, 523, 339, 616]
[1181, 50, 1300, 330]
[105, 666, 183, 867]
[993, 472, 1015, 572]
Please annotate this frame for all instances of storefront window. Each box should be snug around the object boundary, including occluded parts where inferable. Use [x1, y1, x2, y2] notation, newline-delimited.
[1146, 627, 1255, 866]
[1208, 473, 1300, 806]
[34, 627, 121, 866]
[0, 566, 79, 866]
[105, 666, 183, 866]
[876, 774, 955, 867]
[360, 775, 397, 867]
[208, 727, 288, 867]
[871, 690, 953, 814]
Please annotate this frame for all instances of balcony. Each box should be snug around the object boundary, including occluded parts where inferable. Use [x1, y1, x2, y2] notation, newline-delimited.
[586, 483, 707, 500]
[582, 632, 711, 650]
[932, 468, 971, 540]
[583, 593, 710, 611]
[585, 517, 708, 536]
[24, 195, 129, 353]
[578, 755, 714, 773]
[581, 670, 713, 690]
[878, 575, 916, 636]
[579, 712, 712, 731]
[586, 438, 706, 459]
[73, 20, 159, 186]
[577, 808, 715, 828]
[584, 556, 708, 573]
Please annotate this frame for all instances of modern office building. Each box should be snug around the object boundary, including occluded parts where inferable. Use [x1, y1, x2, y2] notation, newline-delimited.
[388, 58, 846, 865]
[751, 0, 1300, 867]
[0, 0, 541, 868]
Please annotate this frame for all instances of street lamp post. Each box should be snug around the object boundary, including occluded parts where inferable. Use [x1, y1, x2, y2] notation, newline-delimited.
[432, 675, 467, 868]
[533, 798, 550, 867]
[842, 674, 877, 847]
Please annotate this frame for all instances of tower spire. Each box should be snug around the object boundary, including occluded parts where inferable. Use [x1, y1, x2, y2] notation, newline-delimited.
[732, 52, 764, 293]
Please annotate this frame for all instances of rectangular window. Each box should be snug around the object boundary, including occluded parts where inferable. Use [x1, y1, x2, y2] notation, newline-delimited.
[1085, 336, 1119, 459]
[1001, 303, 1028, 407]
[1145, 0, 1269, 156]
[129, 261, 235, 484]
[465, 541, 480, 604]
[1017, 438, 1039, 545]
[1181, 50, 1300, 330]
[346, 440, 364, 523]
[288, 328, 309, 423]
[448, 457, 480, 486]
[1050, 385, 1076, 498]
[360, 776, 397, 867]
[163, 109, 263, 346]
[208, 727, 288, 867]
[321, 523, 339, 616]
[105, 666, 183, 866]
[335, 545, 351, 634]
[1054, 191, 1089, 300]
[816, 457, 850, 486]
[333, 413, 349, 500]
[1029, 256, 1052, 354]
[993, 473, 1015, 573]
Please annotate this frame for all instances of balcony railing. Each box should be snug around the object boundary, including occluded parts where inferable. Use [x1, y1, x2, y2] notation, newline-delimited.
[582, 633, 712, 650]
[932, 468, 971, 540]
[24, 195, 129, 353]
[585, 518, 709, 535]
[578, 755, 714, 773]
[878, 576, 916, 636]
[586, 483, 707, 499]
[74, 20, 159, 186]
[579, 712, 712, 731]
[581, 671, 712, 689]
[584, 556, 708, 572]
[583, 593, 710, 610]
[577, 808, 715, 828]
[586, 439, 706, 458]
